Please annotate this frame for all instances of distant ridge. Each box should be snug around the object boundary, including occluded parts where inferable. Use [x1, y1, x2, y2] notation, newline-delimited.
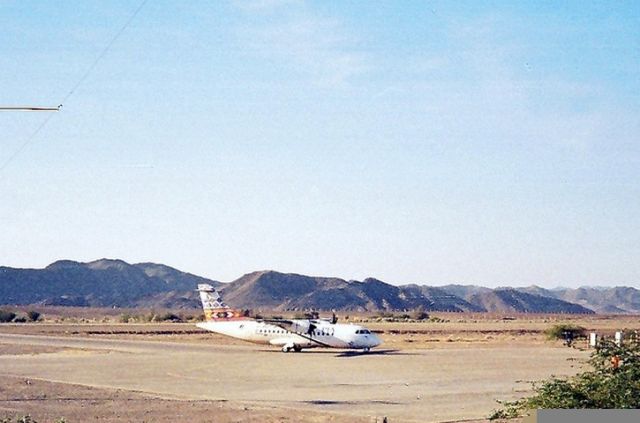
[514, 285, 640, 314]
[0, 259, 221, 308]
[0, 259, 637, 313]
[468, 289, 593, 314]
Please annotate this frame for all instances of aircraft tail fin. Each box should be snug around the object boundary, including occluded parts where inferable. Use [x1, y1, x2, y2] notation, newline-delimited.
[197, 284, 244, 321]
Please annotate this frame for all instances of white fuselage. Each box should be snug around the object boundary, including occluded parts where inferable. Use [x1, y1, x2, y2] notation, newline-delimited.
[196, 319, 381, 350]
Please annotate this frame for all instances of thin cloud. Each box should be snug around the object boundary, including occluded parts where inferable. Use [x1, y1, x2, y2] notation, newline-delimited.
[375, 12, 639, 160]
[232, 0, 302, 13]
[233, 2, 369, 87]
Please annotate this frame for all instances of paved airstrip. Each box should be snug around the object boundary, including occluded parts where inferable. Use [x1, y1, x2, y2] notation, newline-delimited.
[0, 333, 587, 422]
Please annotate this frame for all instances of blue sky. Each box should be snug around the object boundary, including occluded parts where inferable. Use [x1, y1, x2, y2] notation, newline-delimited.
[1, 0, 639, 287]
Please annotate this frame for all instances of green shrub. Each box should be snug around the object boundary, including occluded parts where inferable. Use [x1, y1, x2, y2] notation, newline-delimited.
[0, 310, 16, 323]
[489, 339, 640, 419]
[294, 312, 319, 319]
[0, 416, 65, 423]
[265, 315, 283, 320]
[119, 313, 132, 323]
[0, 416, 37, 423]
[13, 317, 27, 323]
[544, 324, 586, 341]
[411, 308, 430, 321]
[157, 312, 182, 322]
[27, 311, 41, 322]
[187, 313, 205, 322]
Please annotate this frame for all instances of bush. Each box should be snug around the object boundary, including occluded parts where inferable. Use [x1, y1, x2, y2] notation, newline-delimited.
[261, 315, 283, 320]
[411, 308, 430, 321]
[27, 311, 41, 322]
[156, 312, 182, 322]
[119, 313, 132, 323]
[0, 310, 16, 323]
[13, 317, 27, 323]
[544, 324, 586, 341]
[1, 416, 37, 423]
[489, 339, 640, 419]
[294, 311, 319, 319]
[0, 416, 65, 423]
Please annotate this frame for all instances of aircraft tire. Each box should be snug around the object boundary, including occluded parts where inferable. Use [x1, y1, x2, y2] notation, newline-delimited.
[293, 345, 302, 352]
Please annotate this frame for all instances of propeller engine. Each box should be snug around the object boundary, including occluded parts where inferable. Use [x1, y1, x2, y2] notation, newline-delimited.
[290, 320, 317, 335]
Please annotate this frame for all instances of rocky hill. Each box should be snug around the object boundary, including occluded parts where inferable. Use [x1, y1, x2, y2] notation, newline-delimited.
[468, 289, 593, 314]
[1, 259, 637, 313]
[514, 286, 640, 314]
[0, 259, 220, 308]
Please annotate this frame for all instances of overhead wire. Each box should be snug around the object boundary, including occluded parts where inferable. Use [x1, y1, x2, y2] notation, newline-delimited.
[0, 106, 61, 111]
[0, 0, 149, 176]
[59, 0, 149, 106]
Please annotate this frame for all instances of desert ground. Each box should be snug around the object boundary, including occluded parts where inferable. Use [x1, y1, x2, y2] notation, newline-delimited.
[1, 313, 638, 423]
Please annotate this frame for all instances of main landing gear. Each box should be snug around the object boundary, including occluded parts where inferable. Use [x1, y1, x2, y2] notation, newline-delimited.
[282, 345, 303, 353]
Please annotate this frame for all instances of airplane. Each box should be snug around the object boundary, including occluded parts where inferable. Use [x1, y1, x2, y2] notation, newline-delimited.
[195, 283, 382, 353]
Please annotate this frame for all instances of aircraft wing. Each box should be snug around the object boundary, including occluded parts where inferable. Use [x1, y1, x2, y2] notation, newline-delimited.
[262, 318, 334, 347]
[261, 318, 293, 326]
[261, 318, 318, 335]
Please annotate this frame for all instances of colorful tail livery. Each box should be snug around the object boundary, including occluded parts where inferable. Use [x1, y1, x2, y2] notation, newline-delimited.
[197, 284, 244, 320]
[195, 284, 382, 353]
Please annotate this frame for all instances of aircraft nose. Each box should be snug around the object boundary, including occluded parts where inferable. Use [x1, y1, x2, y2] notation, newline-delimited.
[370, 333, 382, 347]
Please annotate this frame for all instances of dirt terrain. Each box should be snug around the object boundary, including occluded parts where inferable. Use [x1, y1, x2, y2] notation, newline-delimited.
[0, 314, 637, 423]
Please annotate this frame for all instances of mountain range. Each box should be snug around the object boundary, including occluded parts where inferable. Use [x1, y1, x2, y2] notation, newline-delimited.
[1, 259, 638, 314]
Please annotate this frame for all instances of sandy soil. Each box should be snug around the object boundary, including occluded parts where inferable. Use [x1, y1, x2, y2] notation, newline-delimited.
[0, 328, 588, 423]
[2, 315, 636, 422]
[0, 375, 369, 423]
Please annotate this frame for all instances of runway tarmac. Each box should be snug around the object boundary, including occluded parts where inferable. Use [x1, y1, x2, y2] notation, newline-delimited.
[0, 333, 587, 422]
